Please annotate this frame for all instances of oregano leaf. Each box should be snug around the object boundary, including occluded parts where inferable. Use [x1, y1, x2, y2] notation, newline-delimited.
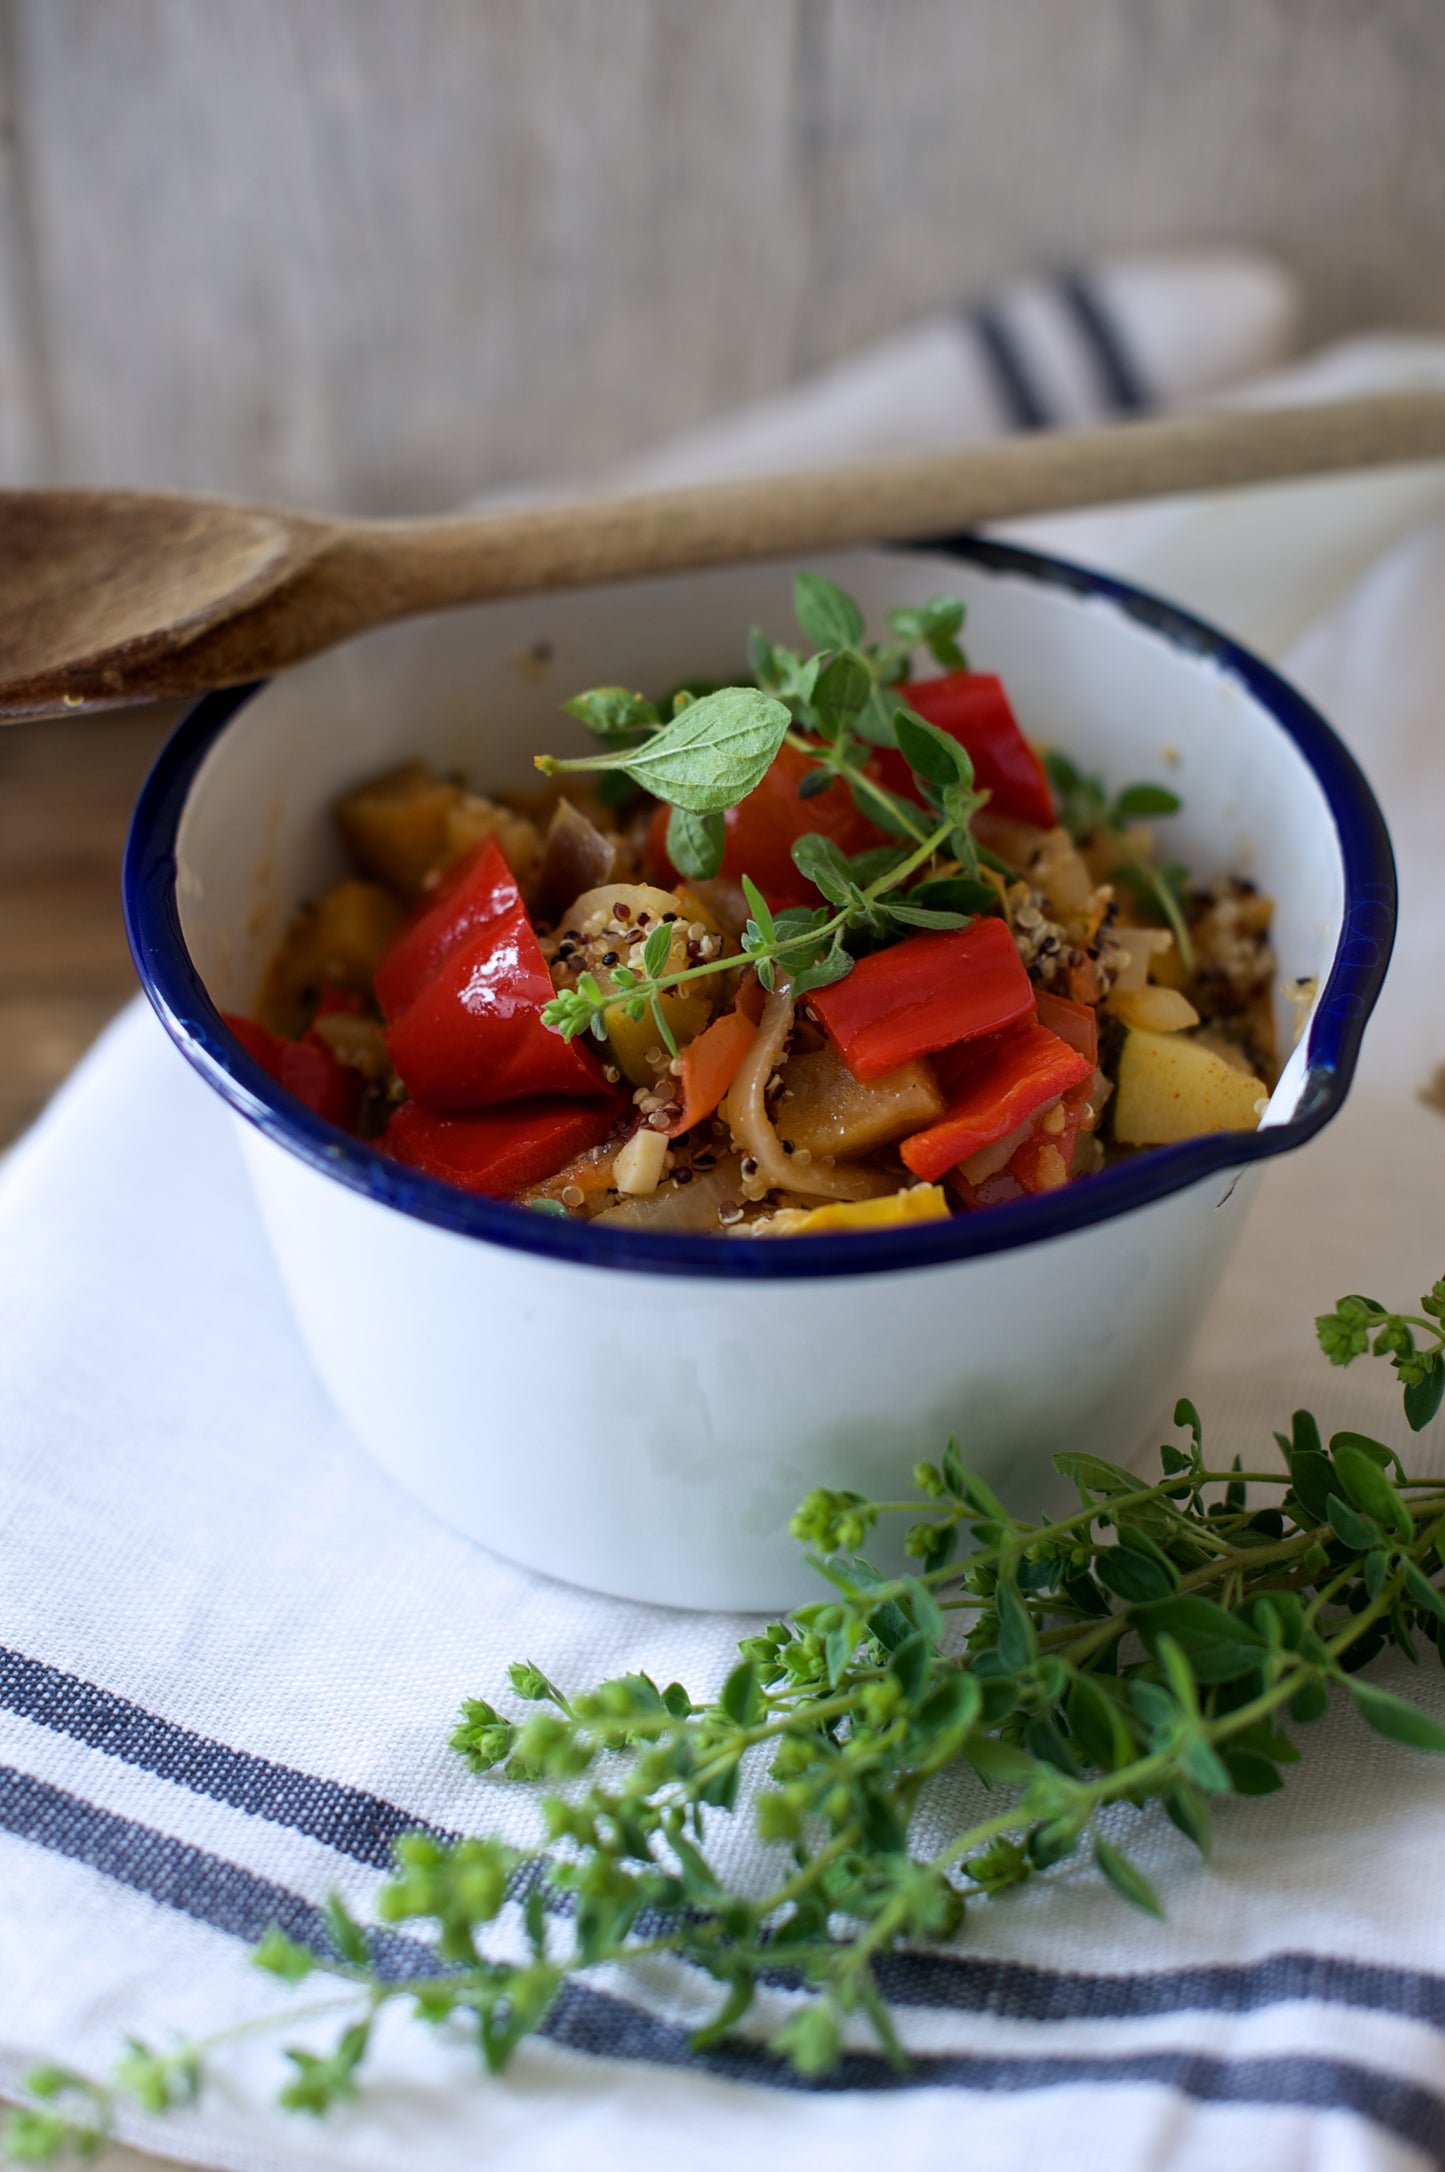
[665, 805, 726, 882]
[1094, 1837, 1164, 1919]
[1112, 782, 1182, 821]
[893, 705, 975, 792]
[1349, 1680, 1445, 1753]
[562, 686, 660, 740]
[793, 572, 866, 652]
[540, 687, 790, 814]
[1403, 1352, 1445, 1431]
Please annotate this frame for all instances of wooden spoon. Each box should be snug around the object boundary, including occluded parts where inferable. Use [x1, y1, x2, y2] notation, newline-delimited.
[3, 390, 1444, 719]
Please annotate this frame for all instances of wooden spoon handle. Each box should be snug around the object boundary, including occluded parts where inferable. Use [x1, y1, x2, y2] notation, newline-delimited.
[344, 390, 1445, 612]
[5, 390, 1444, 721]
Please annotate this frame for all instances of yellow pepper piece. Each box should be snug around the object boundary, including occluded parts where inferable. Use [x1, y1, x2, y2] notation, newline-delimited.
[751, 1185, 951, 1237]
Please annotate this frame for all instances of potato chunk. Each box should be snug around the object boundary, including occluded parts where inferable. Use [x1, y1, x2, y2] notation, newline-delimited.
[335, 762, 461, 897]
[257, 878, 403, 1037]
[778, 1043, 944, 1159]
[443, 793, 542, 896]
[595, 1157, 744, 1230]
[1113, 1028, 1266, 1146]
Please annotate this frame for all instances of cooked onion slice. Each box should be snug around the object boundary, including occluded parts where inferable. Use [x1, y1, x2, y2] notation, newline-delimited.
[721, 986, 895, 1203]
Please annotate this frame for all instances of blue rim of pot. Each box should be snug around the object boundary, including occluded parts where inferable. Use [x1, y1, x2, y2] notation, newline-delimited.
[123, 536, 1398, 1282]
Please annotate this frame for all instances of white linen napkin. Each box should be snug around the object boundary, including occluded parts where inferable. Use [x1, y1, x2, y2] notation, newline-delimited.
[3, 257, 1445, 2172]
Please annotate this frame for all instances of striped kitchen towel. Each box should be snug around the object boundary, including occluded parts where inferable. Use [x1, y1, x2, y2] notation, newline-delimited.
[609, 246, 1298, 487]
[4, 260, 1445, 2172]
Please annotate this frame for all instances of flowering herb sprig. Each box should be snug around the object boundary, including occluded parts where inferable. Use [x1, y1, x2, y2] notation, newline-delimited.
[537, 575, 993, 1046]
[11, 1274, 1445, 2156]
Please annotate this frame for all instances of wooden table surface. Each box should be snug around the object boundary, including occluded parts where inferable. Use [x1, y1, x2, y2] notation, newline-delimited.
[0, 705, 182, 1152]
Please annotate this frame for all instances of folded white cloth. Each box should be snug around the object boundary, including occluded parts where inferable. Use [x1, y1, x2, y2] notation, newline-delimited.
[1009, 331, 1445, 654]
[614, 246, 1299, 488]
[3, 257, 1445, 2172]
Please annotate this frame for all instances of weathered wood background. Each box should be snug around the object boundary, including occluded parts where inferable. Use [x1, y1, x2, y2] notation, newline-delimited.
[1, 0, 1443, 1150]
[1, 0, 1443, 512]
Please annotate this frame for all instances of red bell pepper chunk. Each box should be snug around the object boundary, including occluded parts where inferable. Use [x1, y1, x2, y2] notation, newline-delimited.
[953, 1081, 1097, 1209]
[877, 672, 1055, 829]
[382, 1098, 619, 1198]
[222, 1013, 363, 1131]
[900, 1021, 1094, 1183]
[314, 985, 367, 1020]
[224, 1014, 284, 1071]
[1033, 987, 1099, 1067]
[1007, 1081, 1095, 1194]
[649, 740, 879, 904]
[377, 840, 608, 1110]
[373, 841, 525, 1024]
[809, 917, 1034, 1082]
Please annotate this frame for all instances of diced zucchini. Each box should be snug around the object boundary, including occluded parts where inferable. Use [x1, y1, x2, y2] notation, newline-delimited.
[555, 883, 718, 1086]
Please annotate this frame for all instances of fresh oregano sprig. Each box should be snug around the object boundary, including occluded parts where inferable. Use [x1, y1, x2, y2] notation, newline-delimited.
[537, 574, 994, 1037]
[757, 576, 970, 842]
[12, 1272, 1445, 2155]
[543, 741, 984, 1038]
[1317, 1278, 1445, 1431]
[541, 654, 992, 1037]
[540, 573, 974, 888]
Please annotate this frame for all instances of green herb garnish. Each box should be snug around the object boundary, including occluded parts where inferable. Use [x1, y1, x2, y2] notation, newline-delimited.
[538, 684, 793, 816]
[537, 576, 987, 1032]
[12, 1275, 1445, 2150]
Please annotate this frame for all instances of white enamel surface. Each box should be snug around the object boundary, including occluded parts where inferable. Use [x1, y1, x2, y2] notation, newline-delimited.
[172, 550, 1346, 1608]
[235, 1113, 1257, 1609]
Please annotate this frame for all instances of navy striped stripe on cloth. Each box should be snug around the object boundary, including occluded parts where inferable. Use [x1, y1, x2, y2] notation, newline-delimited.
[0, 1763, 434, 1977]
[7, 1643, 1445, 2034]
[969, 303, 1054, 430]
[4, 1759, 1445, 2159]
[1055, 270, 1152, 414]
[6, 1639, 1445, 2160]
[0, 1644, 451, 1870]
[968, 269, 1153, 431]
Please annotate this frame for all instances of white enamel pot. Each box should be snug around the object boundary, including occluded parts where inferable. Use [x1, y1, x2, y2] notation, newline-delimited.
[124, 542, 1395, 1610]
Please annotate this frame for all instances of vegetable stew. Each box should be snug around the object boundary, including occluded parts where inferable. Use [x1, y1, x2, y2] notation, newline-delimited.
[226, 574, 1277, 1235]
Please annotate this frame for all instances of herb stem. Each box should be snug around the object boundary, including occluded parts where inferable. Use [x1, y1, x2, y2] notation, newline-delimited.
[545, 803, 957, 1042]
[783, 730, 932, 847]
[1114, 836, 1195, 976]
